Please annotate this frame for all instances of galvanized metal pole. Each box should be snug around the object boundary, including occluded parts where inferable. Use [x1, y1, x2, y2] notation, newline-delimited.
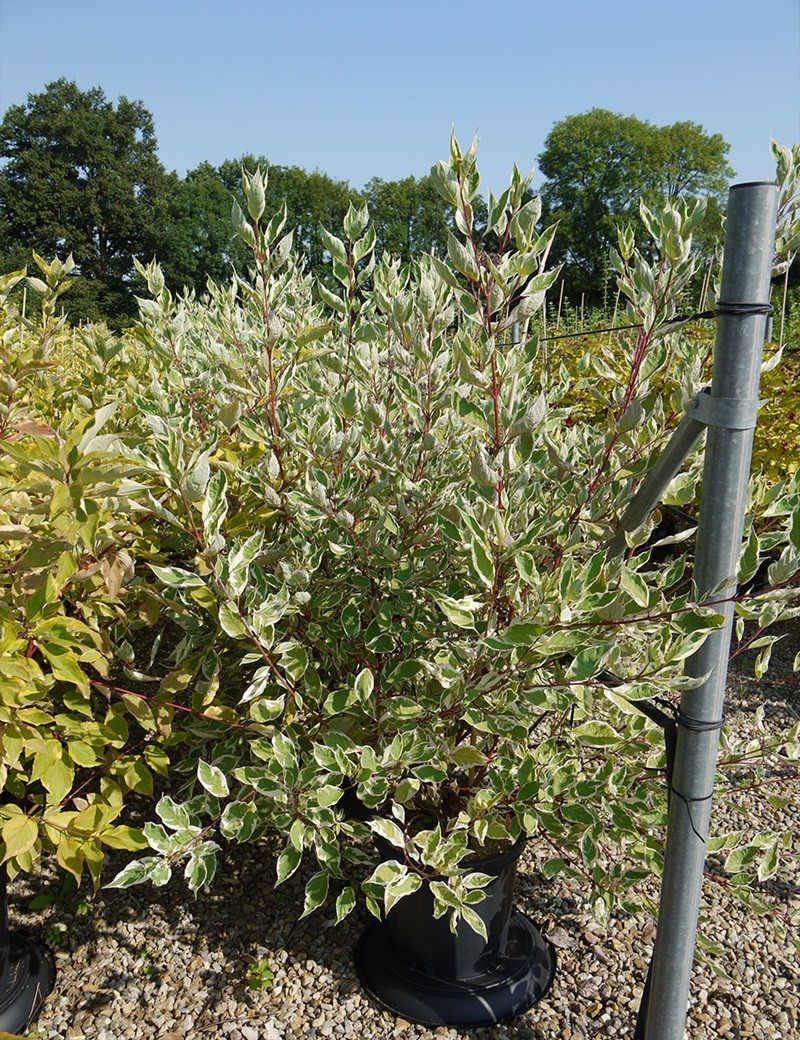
[643, 182, 779, 1040]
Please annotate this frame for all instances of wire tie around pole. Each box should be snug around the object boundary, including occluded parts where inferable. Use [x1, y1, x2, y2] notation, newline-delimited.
[669, 789, 714, 844]
[715, 301, 774, 317]
[669, 707, 726, 843]
[628, 697, 725, 839]
[533, 302, 769, 348]
[674, 707, 726, 733]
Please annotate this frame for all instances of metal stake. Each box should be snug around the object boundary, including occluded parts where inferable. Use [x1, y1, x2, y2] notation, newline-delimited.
[642, 182, 779, 1040]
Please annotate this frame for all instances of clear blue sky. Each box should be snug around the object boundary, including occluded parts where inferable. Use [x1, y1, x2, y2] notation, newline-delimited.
[0, 0, 798, 197]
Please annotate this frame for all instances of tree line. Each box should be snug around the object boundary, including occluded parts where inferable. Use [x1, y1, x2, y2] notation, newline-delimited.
[0, 79, 737, 325]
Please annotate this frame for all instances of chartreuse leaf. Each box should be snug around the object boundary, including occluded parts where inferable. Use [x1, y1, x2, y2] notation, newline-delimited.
[68, 740, 98, 767]
[30, 739, 61, 782]
[117, 758, 153, 796]
[450, 745, 487, 768]
[41, 757, 74, 802]
[26, 573, 59, 622]
[297, 323, 335, 348]
[38, 644, 89, 693]
[101, 825, 147, 851]
[1, 812, 38, 862]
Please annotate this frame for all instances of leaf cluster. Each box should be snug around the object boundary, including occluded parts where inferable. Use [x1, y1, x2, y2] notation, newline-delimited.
[0, 270, 169, 885]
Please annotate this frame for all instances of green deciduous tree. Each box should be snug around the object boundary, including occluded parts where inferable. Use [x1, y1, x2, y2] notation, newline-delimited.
[154, 163, 251, 293]
[266, 162, 360, 277]
[160, 156, 360, 293]
[538, 109, 733, 302]
[0, 79, 169, 324]
[362, 173, 455, 260]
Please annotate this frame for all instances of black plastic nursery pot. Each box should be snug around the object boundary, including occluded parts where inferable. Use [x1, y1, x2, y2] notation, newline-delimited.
[356, 836, 555, 1028]
[0, 866, 54, 1033]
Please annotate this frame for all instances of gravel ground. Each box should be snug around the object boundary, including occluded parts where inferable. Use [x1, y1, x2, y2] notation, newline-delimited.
[9, 654, 799, 1040]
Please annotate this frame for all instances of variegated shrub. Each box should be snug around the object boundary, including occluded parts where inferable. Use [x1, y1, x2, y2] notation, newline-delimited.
[101, 137, 800, 938]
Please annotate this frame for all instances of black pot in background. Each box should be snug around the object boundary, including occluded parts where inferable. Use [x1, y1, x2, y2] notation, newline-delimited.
[0, 865, 54, 1033]
[356, 835, 555, 1028]
[338, 780, 374, 823]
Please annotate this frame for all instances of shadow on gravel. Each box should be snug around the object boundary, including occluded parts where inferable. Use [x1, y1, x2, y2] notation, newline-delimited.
[9, 834, 570, 1039]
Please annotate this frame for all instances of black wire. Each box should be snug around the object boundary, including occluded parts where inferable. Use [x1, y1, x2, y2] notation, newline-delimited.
[535, 308, 717, 344]
[628, 697, 725, 841]
[672, 790, 714, 843]
[522, 303, 770, 346]
[675, 708, 726, 733]
[539, 321, 644, 343]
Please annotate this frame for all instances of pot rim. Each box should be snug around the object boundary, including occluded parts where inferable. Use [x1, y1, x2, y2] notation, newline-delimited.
[374, 831, 526, 876]
[463, 832, 526, 872]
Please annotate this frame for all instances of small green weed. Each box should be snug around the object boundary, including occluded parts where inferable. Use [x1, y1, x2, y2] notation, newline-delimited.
[45, 925, 65, 948]
[247, 956, 275, 991]
[28, 874, 89, 917]
[138, 942, 154, 974]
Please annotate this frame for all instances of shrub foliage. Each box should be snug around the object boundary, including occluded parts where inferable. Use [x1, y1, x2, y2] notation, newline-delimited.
[0, 137, 798, 941]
